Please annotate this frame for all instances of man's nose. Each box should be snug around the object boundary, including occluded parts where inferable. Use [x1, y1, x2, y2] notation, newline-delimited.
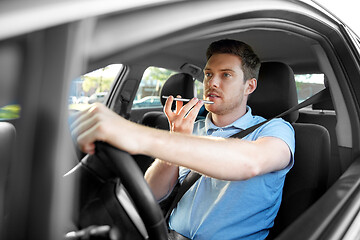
[208, 75, 220, 88]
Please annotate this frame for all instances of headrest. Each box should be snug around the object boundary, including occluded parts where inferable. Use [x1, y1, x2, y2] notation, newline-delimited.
[248, 62, 299, 123]
[160, 73, 195, 107]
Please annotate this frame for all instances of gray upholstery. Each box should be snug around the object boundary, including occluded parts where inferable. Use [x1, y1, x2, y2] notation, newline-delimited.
[269, 123, 330, 238]
[249, 62, 299, 123]
[254, 63, 331, 238]
[244, 62, 331, 238]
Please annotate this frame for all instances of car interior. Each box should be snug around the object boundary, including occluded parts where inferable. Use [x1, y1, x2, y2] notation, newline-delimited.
[1, 1, 360, 239]
[85, 7, 358, 238]
[71, 25, 351, 238]
[132, 61, 332, 238]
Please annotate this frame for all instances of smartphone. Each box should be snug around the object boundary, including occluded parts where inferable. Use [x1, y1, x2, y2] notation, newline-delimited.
[162, 96, 214, 104]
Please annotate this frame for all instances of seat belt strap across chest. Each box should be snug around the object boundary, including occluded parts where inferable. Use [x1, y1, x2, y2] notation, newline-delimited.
[164, 88, 331, 221]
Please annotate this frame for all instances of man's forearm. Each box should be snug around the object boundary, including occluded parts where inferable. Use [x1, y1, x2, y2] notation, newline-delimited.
[144, 159, 179, 201]
[137, 125, 290, 181]
[138, 127, 260, 181]
[71, 104, 290, 182]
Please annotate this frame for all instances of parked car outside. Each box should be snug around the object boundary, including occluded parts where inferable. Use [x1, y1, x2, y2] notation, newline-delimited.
[88, 92, 108, 104]
[132, 96, 161, 109]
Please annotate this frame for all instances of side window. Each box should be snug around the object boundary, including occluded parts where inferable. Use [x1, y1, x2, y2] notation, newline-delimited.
[68, 64, 122, 113]
[295, 73, 325, 104]
[0, 104, 20, 121]
[194, 79, 204, 100]
[132, 67, 178, 109]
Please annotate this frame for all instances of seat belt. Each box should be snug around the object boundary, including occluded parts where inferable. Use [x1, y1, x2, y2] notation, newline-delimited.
[164, 88, 331, 221]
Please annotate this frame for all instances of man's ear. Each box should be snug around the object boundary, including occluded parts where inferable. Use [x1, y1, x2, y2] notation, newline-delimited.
[245, 78, 257, 95]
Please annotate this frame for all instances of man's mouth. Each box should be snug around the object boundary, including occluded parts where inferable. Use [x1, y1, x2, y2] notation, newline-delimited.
[206, 92, 221, 100]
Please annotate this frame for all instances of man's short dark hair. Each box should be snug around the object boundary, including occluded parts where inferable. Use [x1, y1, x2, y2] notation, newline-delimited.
[206, 39, 261, 82]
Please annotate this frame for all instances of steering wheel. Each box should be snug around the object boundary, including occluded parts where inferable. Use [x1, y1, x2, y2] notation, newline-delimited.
[65, 142, 168, 240]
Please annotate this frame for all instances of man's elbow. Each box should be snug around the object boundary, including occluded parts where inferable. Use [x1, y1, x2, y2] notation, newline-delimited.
[243, 162, 261, 180]
[223, 160, 261, 181]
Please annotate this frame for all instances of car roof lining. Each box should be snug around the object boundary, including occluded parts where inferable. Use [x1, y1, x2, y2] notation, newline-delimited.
[92, 19, 321, 71]
[87, 0, 336, 69]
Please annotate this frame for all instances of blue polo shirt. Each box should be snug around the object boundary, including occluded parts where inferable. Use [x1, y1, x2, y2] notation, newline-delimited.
[168, 107, 295, 240]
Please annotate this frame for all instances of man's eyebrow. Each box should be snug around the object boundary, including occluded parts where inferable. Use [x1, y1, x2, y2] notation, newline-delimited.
[220, 68, 236, 72]
[203, 68, 236, 72]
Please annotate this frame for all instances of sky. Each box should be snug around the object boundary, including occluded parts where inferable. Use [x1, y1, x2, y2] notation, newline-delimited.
[314, 0, 359, 36]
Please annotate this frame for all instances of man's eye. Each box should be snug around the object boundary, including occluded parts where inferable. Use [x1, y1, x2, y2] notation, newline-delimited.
[205, 73, 212, 78]
[224, 73, 231, 77]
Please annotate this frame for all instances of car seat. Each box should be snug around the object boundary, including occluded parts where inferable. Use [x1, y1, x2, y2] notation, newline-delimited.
[248, 62, 331, 239]
[297, 80, 340, 188]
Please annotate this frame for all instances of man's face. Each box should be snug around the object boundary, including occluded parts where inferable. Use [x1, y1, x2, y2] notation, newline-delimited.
[203, 53, 248, 116]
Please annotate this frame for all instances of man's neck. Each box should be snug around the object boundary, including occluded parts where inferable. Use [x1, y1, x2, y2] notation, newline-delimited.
[211, 105, 247, 127]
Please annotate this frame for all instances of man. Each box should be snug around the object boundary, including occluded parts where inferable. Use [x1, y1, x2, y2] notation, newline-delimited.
[71, 39, 295, 239]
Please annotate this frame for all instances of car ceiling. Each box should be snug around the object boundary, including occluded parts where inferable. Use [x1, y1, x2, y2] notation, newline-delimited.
[136, 28, 320, 77]
[85, 0, 337, 77]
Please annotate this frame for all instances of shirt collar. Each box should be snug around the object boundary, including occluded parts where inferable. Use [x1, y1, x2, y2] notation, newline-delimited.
[205, 106, 255, 133]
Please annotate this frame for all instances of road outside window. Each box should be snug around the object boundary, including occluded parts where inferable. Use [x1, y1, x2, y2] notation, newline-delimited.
[295, 74, 325, 104]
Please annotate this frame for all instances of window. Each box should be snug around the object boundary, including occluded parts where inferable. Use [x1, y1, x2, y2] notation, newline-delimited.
[132, 67, 178, 109]
[295, 74, 325, 103]
[133, 66, 206, 109]
[133, 69, 324, 110]
[0, 104, 21, 121]
[68, 64, 122, 113]
[194, 79, 204, 99]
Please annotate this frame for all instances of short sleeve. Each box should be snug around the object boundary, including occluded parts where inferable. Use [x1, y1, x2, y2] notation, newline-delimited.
[256, 118, 295, 172]
[178, 166, 191, 183]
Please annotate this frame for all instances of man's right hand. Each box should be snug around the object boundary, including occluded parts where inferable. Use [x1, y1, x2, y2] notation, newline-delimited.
[163, 95, 204, 134]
